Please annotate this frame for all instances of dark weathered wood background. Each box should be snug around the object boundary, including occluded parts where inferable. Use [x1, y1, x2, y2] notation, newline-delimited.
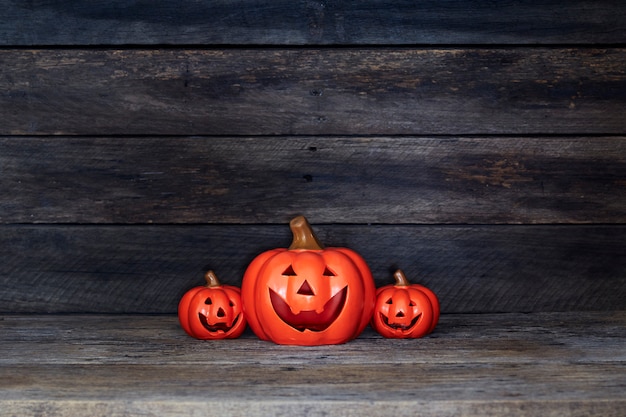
[1, 0, 625, 314]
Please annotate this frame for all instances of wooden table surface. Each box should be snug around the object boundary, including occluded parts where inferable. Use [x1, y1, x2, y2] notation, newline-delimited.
[1, 312, 624, 416]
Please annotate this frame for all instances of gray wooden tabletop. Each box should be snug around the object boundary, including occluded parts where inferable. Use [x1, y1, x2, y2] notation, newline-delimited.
[1, 312, 624, 416]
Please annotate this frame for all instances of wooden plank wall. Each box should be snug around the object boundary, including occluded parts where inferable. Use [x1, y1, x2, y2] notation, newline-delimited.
[1, 1, 625, 314]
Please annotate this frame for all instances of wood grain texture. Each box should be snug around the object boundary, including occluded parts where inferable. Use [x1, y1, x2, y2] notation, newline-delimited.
[1, 0, 625, 46]
[1, 225, 624, 314]
[2, 136, 625, 225]
[1, 313, 624, 416]
[2, 48, 625, 135]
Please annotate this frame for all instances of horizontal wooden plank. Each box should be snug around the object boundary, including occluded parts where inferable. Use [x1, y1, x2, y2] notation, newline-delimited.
[1, 313, 624, 416]
[1, 136, 624, 225]
[1, 1, 625, 46]
[1, 225, 624, 314]
[2, 48, 625, 135]
[3, 313, 625, 365]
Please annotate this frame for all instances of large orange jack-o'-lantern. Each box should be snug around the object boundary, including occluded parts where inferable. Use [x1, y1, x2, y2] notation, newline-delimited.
[178, 270, 247, 340]
[371, 269, 440, 339]
[241, 216, 376, 345]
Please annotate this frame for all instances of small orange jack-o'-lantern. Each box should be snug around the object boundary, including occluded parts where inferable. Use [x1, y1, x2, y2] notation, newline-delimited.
[371, 269, 440, 339]
[178, 270, 247, 340]
[241, 216, 376, 345]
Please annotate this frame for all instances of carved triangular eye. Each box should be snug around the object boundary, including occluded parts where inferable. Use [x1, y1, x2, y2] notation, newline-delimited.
[386, 298, 393, 304]
[282, 265, 297, 276]
[205, 297, 212, 305]
[409, 300, 416, 306]
[323, 267, 336, 276]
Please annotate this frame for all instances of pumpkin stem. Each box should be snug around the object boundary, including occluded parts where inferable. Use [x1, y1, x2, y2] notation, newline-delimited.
[204, 270, 222, 287]
[393, 269, 411, 287]
[288, 215, 325, 250]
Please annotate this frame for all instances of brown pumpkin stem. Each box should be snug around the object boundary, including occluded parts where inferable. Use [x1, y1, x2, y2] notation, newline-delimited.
[288, 215, 325, 250]
[393, 269, 411, 287]
[204, 270, 222, 287]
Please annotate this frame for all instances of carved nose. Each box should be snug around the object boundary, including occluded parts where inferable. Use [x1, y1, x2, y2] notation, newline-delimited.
[217, 308, 225, 317]
[297, 280, 315, 295]
[396, 311, 405, 318]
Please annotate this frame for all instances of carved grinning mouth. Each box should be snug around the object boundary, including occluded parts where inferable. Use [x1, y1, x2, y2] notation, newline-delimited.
[269, 286, 348, 332]
[380, 312, 422, 331]
[198, 313, 241, 333]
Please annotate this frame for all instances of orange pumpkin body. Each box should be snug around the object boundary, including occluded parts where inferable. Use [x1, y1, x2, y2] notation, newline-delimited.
[242, 216, 376, 345]
[178, 271, 247, 340]
[371, 270, 440, 339]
